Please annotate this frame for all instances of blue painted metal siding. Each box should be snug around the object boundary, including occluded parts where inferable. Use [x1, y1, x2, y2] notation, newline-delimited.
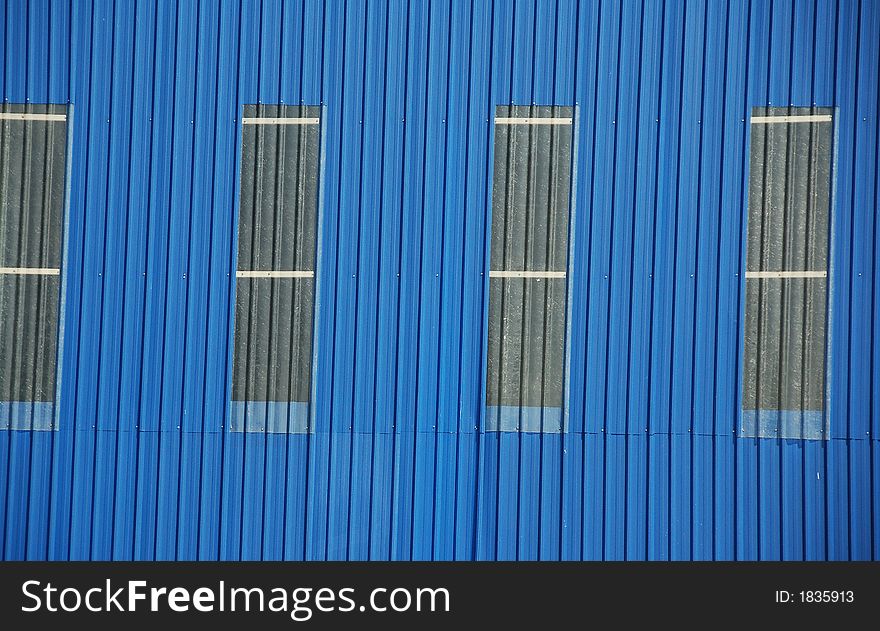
[0, 0, 878, 560]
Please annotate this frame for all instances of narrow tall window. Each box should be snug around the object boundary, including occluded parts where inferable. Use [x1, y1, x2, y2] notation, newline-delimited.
[741, 106, 833, 439]
[0, 105, 68, 431]
[486, 105, 574, 432]
[231, 105, 321, 433]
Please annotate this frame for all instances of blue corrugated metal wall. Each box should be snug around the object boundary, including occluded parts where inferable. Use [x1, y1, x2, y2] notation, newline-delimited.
[0, 0, 878, 560]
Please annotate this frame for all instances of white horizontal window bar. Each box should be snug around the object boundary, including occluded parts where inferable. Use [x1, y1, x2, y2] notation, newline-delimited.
[750, 114, 832, 124]
[0, 112, 66, 122]
[242, 117, 320, 126]
[236, 270, 314, 278]
[489, 270, 566, 278]
[495, 117, 573, 125]
[745, 270, 827, 279]
[0, 267, 60, 275]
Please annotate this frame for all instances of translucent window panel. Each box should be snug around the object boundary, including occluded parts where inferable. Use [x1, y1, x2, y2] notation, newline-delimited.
[741, 277, 827, 437]
[232, 277, 314, 403]
[231, 105, 321, 433]
[746, 107, 832, 274]
[486, 105, 574, 432]
[0, 105, 68, 431]
[237, 105, 320, 271]
[0, 113, 66, 268]
[486, 276, 566, 408]
[0, 275, 60, 402]
[741, 107, 833, 440]
[491, 105, 572, 273]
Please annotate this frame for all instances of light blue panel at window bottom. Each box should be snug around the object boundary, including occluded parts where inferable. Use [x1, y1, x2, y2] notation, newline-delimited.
[229, 401, 310, 433]
[741, 409, 826, 440]
[0, 402, 55, 430]
[486, 406, 562, 433]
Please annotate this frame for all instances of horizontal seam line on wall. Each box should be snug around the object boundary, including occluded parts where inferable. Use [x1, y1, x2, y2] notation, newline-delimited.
[23, 428, 877, 441]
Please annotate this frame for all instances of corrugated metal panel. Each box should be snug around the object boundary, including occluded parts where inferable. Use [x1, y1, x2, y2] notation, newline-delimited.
[0, 0, 877, 560]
